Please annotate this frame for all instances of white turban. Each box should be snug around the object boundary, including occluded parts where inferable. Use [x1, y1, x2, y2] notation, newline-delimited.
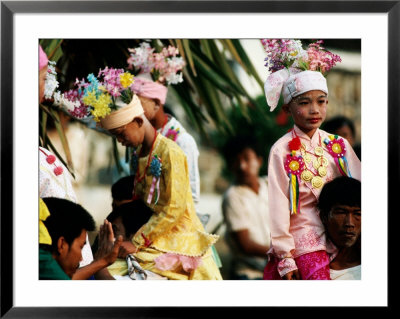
[264, 69, 328, 112]
[100, 94, 144, 130]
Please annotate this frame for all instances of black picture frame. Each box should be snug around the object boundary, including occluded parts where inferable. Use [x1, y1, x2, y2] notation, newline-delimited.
[1, 1, 395, 317]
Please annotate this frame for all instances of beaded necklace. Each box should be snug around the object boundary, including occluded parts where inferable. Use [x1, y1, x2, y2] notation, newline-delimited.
[297, 132, 328, 189]
[132, 127, 158, 197]
[285, 128, 352, 215]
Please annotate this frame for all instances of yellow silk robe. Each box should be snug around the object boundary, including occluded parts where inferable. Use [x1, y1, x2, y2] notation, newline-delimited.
[108, 134, 222, 280]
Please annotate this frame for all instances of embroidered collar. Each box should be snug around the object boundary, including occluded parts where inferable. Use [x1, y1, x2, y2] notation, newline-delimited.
[293, 125, 321, 148]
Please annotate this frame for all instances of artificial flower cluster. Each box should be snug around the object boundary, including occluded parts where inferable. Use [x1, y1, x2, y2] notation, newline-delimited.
[304, 40, 342, 74]
[55, 67, 135, 122]
[261, 39, 306, 72]
[127, 42, 185, 85]
[261, 39, 341, 75]
[44, 61, 59, 100]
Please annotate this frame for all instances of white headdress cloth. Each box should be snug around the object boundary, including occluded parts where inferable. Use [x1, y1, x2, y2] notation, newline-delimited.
[264, 69, 328, 112]
[100, 94, 144, 130]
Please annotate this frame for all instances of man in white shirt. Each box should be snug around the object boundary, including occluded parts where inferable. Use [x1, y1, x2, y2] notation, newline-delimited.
[221, 136, 270, 279]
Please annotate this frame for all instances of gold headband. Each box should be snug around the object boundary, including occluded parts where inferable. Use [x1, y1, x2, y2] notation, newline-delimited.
[100, 94, 144, 130]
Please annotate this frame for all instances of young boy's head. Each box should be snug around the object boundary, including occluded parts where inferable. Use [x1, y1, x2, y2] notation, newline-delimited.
[111, 175, 135, 209]
[131, 77, 168, 121]
[100, 94, 147, 148]
[268, 70, 329, 138]
[282, 89, 328, 138]
[223, 136, 263, 184]
[42, 197, 95, 278]
[317, 176, 361, 249]
[106, 200, 153, 241]
[109, 115, 146, 148]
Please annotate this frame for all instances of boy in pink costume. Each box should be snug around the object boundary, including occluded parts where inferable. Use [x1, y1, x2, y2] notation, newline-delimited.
[261, 40, 361, 280]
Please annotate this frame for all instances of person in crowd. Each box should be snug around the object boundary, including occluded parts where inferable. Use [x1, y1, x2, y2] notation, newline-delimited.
[323, 115, 361, 160]
[102, 200, 167, 279]
[39, 44, 49, 104]
[39, 45, 119, 280]
[262, 39, 361, 280]
[111, 175, 135, 209]
[318, 176, 361, 280]
[130, 74, 221, 266]
[97, 93, 222, 280]
[221, 136, 270, 280]
[131, 75, 201, 206]
[39, 197, 122, 280]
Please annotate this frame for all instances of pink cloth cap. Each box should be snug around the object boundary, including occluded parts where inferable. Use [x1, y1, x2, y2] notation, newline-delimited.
[39, 45, 48, 70]
[264, 69, 328, 112]
[131, 77, 168, 105]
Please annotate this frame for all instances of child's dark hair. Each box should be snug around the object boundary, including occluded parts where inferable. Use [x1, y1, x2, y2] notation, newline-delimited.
[106, 200, 153, 238]
[222, 135, 263, 168]
[317, 177, 361, 219]
[111, 175, 135, 201]
[322, 115, 356, 137]
[42, 197, 95, 253]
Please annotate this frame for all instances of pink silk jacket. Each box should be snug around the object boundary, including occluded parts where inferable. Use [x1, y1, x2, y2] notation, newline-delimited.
[267, 125, 361, 277]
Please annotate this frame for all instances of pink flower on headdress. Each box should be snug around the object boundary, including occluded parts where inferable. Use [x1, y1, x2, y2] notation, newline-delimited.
[305, 40, 342, 74]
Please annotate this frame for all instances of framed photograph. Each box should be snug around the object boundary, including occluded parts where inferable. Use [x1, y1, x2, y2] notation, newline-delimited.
[1, 0, 395, 317]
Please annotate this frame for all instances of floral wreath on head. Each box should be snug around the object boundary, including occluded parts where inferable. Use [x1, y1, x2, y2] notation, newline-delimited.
[261, 39, 342, 75]
[261, 39, 342, 113]
[126, 42, 185, 86]
[53, 67, 136, 122]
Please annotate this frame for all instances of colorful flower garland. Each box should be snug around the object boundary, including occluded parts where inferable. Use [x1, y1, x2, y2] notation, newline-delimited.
[324, 135, 351, 177]
[284, 136, 305, 215]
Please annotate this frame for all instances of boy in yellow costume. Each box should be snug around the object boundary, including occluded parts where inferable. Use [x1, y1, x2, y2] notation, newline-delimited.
[101, 94, 222, 280]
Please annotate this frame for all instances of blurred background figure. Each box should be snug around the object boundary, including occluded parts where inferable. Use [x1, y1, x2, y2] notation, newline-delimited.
[323, 115, 361, 160]
[221, 136, 270, 280]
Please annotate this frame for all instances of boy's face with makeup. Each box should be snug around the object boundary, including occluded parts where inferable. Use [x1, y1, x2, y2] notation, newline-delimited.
[284, 90, 328, 138]
[110, 119, 145, 148]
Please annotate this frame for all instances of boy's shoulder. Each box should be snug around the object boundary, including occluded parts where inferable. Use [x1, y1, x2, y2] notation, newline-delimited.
[165, 116, 199, 150]
[318, 128, 333, 138]
[270, 131, 292, 153]
[157, 134, 186, 158]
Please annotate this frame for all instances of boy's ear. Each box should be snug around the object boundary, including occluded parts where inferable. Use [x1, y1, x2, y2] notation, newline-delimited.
[134, 117, 144, 127]
[257, 156, 263, 167]
[282, 104, 291, 114]
[57, 236, 69, 255]
[154, 99, 161, 112]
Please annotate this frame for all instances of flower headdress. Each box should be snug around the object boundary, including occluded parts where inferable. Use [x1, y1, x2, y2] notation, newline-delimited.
[261, 39, 341, 75]
[54, 67, 135, 122]
[127, 42, 185, 86]
[261, 39, 341, 111]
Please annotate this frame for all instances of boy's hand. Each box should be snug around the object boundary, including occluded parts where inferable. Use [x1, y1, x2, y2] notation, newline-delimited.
[118, 241, 138, 259]
[95, 219, 123, 266]
[283, 269, 301, 280]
